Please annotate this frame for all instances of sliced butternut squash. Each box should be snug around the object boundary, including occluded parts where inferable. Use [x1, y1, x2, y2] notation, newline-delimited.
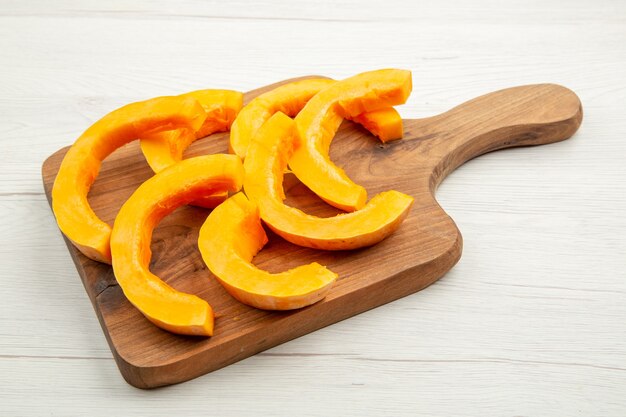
[140, 90, 243, 173]
[52, 96, 207, 263]
[290, 69, 412, 212]
[198, 192, 337, 310]
[244, 112, 414, 250]
[352, 107, 404, 143]
[229, 78, 402, 159]
[110, 154, 244, 336]
[139, 89, 243, 208]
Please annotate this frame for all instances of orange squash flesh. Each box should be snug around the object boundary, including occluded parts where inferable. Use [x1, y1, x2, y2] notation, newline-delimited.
[140, 90, 243, 173]
[229, 78, 402, 159]
[110, 154, 244, 336]
[198, 192, 337, 310]
[290, 69, 412, 212]
[352, 107, 404, 142]
[52, 96, 207, 263]
[244, 112, 414, 250]
[142, 129, 230, 208]
[140, 90, 243, 209]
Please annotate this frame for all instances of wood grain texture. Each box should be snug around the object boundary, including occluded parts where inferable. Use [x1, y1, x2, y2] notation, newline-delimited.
[41, 79, 581, 388]
[3, 0, 626, 415]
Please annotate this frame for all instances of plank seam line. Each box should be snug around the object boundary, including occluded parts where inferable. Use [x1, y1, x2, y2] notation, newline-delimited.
[0, 354, 113, 361]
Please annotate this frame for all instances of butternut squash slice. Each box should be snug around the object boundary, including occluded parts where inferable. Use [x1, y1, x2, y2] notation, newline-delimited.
[52, 96, 207, 264]
[244, 112, 414, 250]
[140, 90, 243, 173]
[290, 69, 412, 212]
[352, 107, 403, 143]
[139, 89, 243, 208]
[110, 154, 244, 336]
[229, 78, 402, 159]
[198, 192, 337, 310]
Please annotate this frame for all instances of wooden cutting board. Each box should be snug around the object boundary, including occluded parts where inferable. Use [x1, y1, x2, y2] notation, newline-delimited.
[41, 77, 582, 389]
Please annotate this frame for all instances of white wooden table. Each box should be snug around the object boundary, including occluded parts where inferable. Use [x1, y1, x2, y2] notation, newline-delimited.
[2, 1, 625, 415]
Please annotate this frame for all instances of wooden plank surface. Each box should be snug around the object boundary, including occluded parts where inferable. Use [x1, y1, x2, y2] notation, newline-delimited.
[2, 0, 626, 414]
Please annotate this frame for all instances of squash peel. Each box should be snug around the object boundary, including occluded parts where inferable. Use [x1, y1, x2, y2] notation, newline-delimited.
[198, 192, 337, 310]
[229, 78, 403, 159]
[52, 96, 207, 263]
[290, 69, 412, 212]
[110, 154, 244, 336]
[244, 112, 414, 251]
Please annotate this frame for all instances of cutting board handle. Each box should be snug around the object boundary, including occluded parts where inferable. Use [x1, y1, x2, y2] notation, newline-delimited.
[407, 84, 583, 189]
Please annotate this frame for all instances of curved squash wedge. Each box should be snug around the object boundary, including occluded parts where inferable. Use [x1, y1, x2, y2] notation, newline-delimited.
[140, 90, 243, 173]
[139, 90, 242, 208]
[52, 96, 207, 263]
[110, 154, 244, 336]
[290, 69, 412, 212]
[229, 78, 402, 159]
[352, 107, 403, 143]
[141, 129, 230, 209]
[198, 192, 337, 310]
[244, 112, 414, 250]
